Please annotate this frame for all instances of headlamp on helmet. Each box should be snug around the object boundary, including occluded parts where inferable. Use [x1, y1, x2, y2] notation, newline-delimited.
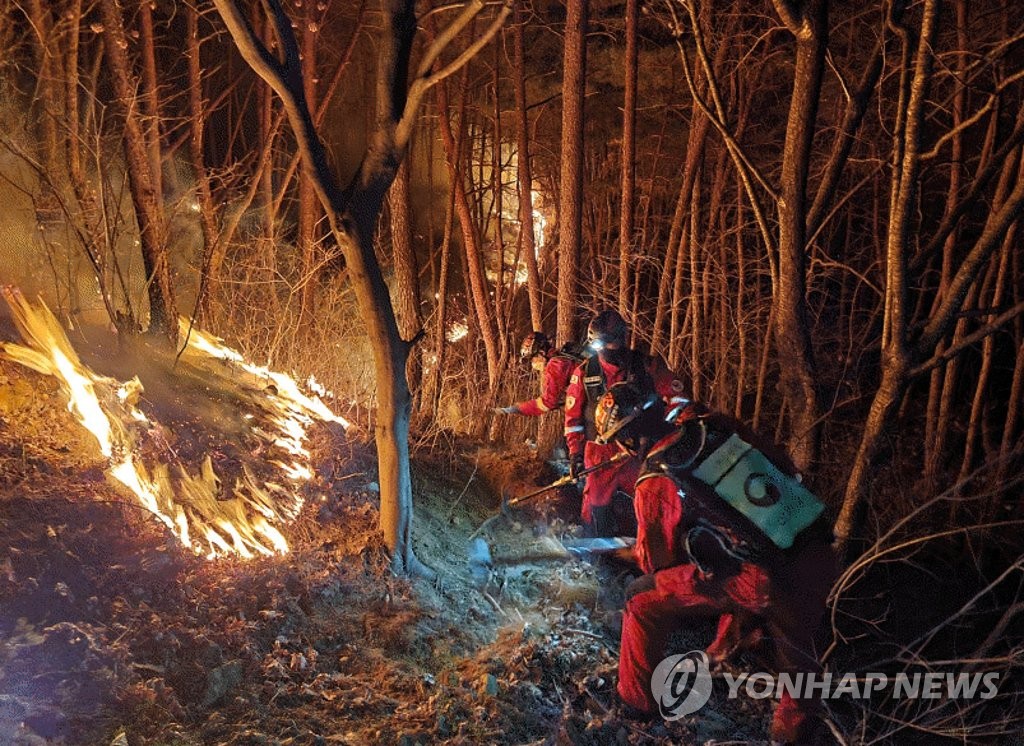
[587, 310, 628, 352]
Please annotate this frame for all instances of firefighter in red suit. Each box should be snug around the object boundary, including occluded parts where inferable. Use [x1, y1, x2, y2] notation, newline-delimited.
[563, 310, 689, 537]
[594, 383, 836, 744]
[494, 332, 582, 417]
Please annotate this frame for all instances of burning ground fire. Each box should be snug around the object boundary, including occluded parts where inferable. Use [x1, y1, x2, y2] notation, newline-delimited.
[0, 288, 350, 559]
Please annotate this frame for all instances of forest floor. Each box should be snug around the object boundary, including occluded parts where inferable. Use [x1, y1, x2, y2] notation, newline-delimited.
[0, 348, 779, 746]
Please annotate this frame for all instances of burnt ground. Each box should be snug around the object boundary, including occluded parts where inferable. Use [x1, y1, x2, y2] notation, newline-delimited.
[0, 356, 782, 746]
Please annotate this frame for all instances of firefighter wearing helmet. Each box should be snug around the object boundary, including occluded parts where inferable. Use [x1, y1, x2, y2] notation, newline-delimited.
[493, 331, 584, 417]
[563, 309, 690, 537]
[595, 382, 836, 744]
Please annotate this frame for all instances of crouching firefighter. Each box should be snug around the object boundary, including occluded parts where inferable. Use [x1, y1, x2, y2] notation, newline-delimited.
[493, 331, 584, 417]
[594, 383, 836, 745]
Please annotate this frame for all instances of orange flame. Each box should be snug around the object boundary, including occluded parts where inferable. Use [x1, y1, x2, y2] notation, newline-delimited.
[0, 289, 349, 559]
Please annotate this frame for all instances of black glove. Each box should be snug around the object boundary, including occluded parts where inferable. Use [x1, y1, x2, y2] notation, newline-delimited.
[569, 453, 585, 481]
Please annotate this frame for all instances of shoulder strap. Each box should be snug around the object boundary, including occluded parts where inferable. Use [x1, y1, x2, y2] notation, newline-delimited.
[583, 354, 605, 402]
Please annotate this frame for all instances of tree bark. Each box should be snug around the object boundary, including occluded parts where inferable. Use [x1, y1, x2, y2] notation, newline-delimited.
[923, 0, 968, 485]
[388, 157, 423, 395]
[771, 0, 827, 470]
[436, 78, 501, 388]
[959, 220, 1014, 482]
[557, 0, 586, 345]
[186, 4, 220, 322]
[834, 0, 943, 549]
[512, 3, 542, 330]
[99, 0, 177, 343]
[26, 0, 59, 173]
[618, 0, 638, 318]
[652, 112, 708, 355]
[297, 0, 322, 323]
[138, 0, 164, 207]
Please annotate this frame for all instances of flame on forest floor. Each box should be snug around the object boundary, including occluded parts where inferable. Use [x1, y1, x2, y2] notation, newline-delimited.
[0, 288, 350, 559]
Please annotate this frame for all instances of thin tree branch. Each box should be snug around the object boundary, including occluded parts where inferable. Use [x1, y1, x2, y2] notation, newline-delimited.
[910, 108, 1024, 275]
[260, 0, 303, 83]
[916, 150, 1024, 355]
[414, 0, 483, 80]
[211, 0, 285, 82]
[910, 299, 1024, 379]
[675, 1, 779, 203]
[397, 2, 510, 152]
[668, 0, 778, 261]
[807, 19, 888, 237]
[213, 0, 343, 213]
[271, 1, 367, 220]
[920, 68, 1024, 161]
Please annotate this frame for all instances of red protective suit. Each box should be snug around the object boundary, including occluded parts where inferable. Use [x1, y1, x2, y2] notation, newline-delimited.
[618, 431, 836, 744]
[563, 352, 688, 534]
[512, 352, 579, 416]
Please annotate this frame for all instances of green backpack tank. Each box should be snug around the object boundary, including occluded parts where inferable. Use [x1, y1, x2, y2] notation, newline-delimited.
[690, 432, 824, 549]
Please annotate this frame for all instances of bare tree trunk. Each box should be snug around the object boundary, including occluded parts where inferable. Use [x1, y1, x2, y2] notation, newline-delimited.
[436, 78, 500, 388]
[959, 179, 1018, 482]
[618, 0, 638, 317]
[557, 0, 586, 345]
[138, 0, 164, 207]
[923, 0, 968, 485]
[26, 0, 58, 173]
[686, 177, 702, 395]
[259, 15, 277, 237]
[430, 183, 456, 415]
[297, 0, 322, 323]
[652, 112, 708, 355]
[669, 163, 700, 373]
[836, 0, 1024, 549]
[213, 0, 508, 574]
[65, 0, 84, 190]
[835, 0, 938, 551]
[771, 0, 827, 470]
[650, 176, 685, 357]
[734, 178, 748, 419]
[99, 0, 177, 343]
[492, 45, 509, 368]
[187, 4, 220, 321]
[512, 3, 542, 330]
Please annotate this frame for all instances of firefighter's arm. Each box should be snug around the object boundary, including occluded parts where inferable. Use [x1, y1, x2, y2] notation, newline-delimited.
[563, 365, 587, 457]
[516, 359, 565, 416]
[538, 357, 571, 412]
[512, 397, 547, 416]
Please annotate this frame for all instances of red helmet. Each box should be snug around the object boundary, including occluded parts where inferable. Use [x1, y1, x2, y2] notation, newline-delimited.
[595, 382, 659, 446]
[587, 310, 628, 350]
[520, 331, 552, 359]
